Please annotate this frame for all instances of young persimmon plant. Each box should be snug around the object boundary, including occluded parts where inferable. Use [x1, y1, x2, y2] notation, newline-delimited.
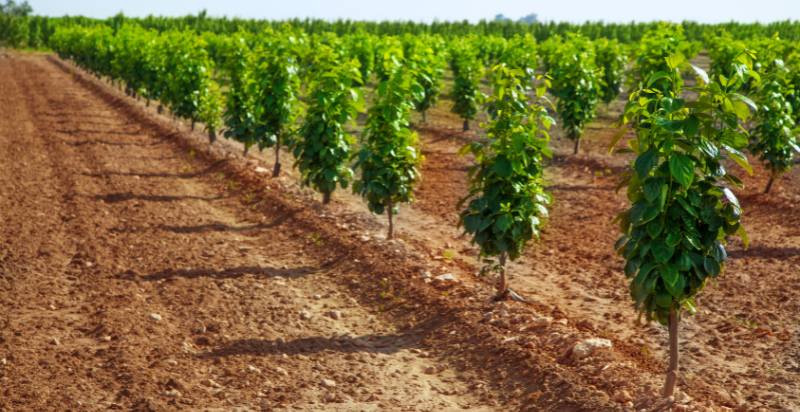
[460, 64, 553, 300]
[548, 34, 600, 155]
[594, 38, 627, 106]
[294, 49, 364, 204]
[353, 65, 423, 239]
[223, 35, 260, 154]
[617, 55, 753, 398]
[407, 41, 445, 124]
[450, 42, 483, 132]
[252, 37, 301, 177]
[750, 59, 800, 193]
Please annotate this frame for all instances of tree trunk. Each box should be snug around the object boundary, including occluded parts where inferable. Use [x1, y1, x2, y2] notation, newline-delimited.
[573, 138, 581, 155]
[191, 119, 196, 131]
[243, 145, 249, 156]
[387, 199, 394, 240]
[462, 119, 469, 131]
[322, 191, 332, 205]
[421, 110, 427, 124]
[157, 104, 164, 114]
[765, 172, 775, 194]
[496, 252, 509, 299]
[145, 98, 150, 107]
[663, 307, 680, 398]
[272, 133, 282, 177]
[208, 130, 216, 145]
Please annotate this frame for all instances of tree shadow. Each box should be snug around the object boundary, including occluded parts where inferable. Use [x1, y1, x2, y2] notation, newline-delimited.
[128, 265, 319, 282]
[729, 245, 800, 260]
[164, 212, 294, 234]
[65, 139, 161, 148]
[58, 128, 145, 136]
[549, 154, 628, 175]
[83, 162, 221, 179]
[199, 332, 421, 358]
[92, 192, 224, 203]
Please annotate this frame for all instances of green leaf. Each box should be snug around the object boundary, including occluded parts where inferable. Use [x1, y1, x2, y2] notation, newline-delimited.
[660, 264, 679, 287]
[703, 257, 721, 277]
[723, 145, 753, 175]
[635, 149, 658, 179]
[492, 157, 512, 177]
[646, 218, 664, 238]
[651, 241, 675, 263]
[669, 154, 694, 188]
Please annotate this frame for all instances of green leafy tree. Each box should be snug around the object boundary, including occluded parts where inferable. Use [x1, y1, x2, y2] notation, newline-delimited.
[460, 65, 554, 300]
[617, 54, 754, 398]
[549, 34, 601, 154]
[406, 40, 445, 123]
[750, 58, 800, 193]
[450, 42, 484, 131]
[252, 36, 301, 176]
[633, 24, 699, 88]
[294, 48, 364, 204]
[222, 36, 259, 153]
[353, 65, 423, 239]
[595, 38, 628, 105]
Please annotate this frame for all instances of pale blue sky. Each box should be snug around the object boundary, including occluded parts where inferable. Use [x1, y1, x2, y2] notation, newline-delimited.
[28, 0, 800, 23]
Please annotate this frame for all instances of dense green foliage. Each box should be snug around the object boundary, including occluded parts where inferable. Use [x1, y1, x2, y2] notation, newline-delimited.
[618, 54, 753, 325]
[405, 38, 445, 123]
[353, 65, 423, 238]
[251, 34, 302, 175]
[547, 34, 601, 154]
[594, 38, 627, 104]
[460, 65, 553, 296]
[294, 48, 364, 204]
[749, 58, 800, 192]
[449, 41, 484, 131]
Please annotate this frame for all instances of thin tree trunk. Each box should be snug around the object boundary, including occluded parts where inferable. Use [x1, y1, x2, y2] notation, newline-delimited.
[663, 307, 679, 398]
[462, 119, 469, 131]
[387, 198, 394, 240]
[765, 171, 775, 194]
[496, 252, 508, 299]
[208, 130, 216, 145]
[243, 145, 249, 156]
[421, 110, 427, 124]
[322, 191, 332, 205]
[573, 138, 581, 155]
[272, 133, 282, 177]
[191, 119, 196, 131]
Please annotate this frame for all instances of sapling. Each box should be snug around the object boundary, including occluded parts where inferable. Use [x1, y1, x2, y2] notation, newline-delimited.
[353, 65, 423, 239]
[294, 48, 364, 204]
[460, 64, 554, 300]
[617, 54, 754, 398]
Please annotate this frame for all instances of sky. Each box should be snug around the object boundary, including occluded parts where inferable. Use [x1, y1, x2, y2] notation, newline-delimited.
[27, 0, 800, 23]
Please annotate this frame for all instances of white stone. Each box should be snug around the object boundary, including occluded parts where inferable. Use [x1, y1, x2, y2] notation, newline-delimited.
[255, 166, 269, 174]
[149, 313, 162, 321]
[571, 338, 612, 360]
[435, 273, 457, 282]
[321, 378, 337, 388]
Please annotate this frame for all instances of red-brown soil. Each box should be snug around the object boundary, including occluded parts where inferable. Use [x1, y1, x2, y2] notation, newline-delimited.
[0, 52, 797, 412]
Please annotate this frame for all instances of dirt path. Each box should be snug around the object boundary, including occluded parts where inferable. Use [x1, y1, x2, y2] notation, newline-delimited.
[0, 54, 508, 411]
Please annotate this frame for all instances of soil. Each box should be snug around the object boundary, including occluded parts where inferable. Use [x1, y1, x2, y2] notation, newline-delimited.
[0, 52, 797, 411]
